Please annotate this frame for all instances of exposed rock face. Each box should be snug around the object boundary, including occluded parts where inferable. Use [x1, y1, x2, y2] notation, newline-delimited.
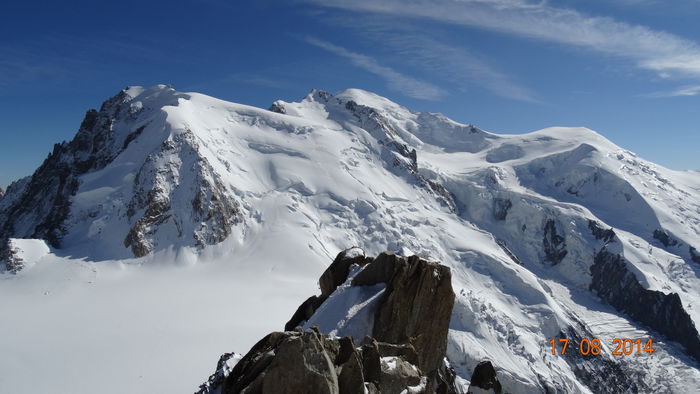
[495, 239, 523, 266]
[0, 87, 244, 262]
[590, 249, 700, 361]
[587, 220, 615, 243]
[124, 130, 242, 257]
[196, 352, 241, 394]
[0, 91, 135, 249]
[268, 101, 286, 114]
[492, 198, 511, 221]
[0, 239, 23, 274]
[320, 248, 370, 297]
[218, 328, 446, 394]
[351, 252, 455, 379]
[653, 229, 677, 247]
[285, 248, 370, 331]
[543, 219, 567, 265]
[690, 246, 700, 264]
[467, 361, 502, 394]
[222, 329, 339, 394]
[207, 250, 460, 394]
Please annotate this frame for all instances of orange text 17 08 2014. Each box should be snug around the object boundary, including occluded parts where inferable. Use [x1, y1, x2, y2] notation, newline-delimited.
[548, 338, 655, 356]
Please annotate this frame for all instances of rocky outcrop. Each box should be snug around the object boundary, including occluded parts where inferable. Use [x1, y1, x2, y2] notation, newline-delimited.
[320, 249, 370, 297]
[590, 249, 700, 361]
[1, 87, 244, 261]
[543, 219, 567, 265]
[0, 239, 23, 274]
[196, 352, 241, 394]
[205, 250, 461, 394]
[467, 361, 501, 394]
[588, 220, 615, 243]
[216, 328, 453, 394]
[492, 198, 511, 221]
[653, 229, 677, 247]
[690, 246, 700, 264]
[288, 250, 455, 384]
[0, 90, 137, 249]
[285, 248, 370, 331]
[350, 252, 455, 380]
[268, 101, 286, 114]
[124, 130, 243, 257]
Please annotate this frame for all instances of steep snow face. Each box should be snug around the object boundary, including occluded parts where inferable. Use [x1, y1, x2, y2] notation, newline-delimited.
[1, 86, 699, 394]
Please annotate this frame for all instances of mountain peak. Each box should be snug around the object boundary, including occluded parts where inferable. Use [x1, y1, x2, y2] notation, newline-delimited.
[2, 86, 699, 393]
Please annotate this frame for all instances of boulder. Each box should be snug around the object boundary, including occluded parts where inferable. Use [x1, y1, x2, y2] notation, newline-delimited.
[467, 360, 502, 394]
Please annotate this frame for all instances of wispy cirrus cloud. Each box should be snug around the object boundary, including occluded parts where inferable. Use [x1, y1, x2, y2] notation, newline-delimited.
[302, 0, 700, 81]
[646, 85, 700, 97]
[304, 37, 447, 100]
[328, 19, 538, 102]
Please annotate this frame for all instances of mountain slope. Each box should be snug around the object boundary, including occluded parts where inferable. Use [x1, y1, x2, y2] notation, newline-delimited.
[0, 85, 699, 393]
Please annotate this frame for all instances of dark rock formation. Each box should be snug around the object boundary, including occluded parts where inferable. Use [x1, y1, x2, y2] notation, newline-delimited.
[653, 229, 677, 247]
[196, 352, 240, 394]
[123, 130, 243, 257]
[0, 90, 137, 250]
[690, 246, 700, 264]
[0, 186, 4, 198]
[492, 198, 512, 221]
[351, 252, 455, 379]
[590, 249, 700, 361]
[1, 239, 23, 274]
[208, 250, 460, 394]
[0, 87, 244, 262]
[268, 101, 286, 114]
[320, 249, 371, 297]
[467, 361, 501, 394]
[285, 248, 371, 331]
[217, 328, 454, 394]
[543, 219, 567, 265]
[587, 220, 615, 243]
[221, 329, 338, 394]
[284, 295, 326, 332]
[495, 239, 523, 266]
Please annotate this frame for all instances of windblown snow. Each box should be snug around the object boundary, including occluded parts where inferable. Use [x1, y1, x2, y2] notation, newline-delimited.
[1, 85, 698, 393]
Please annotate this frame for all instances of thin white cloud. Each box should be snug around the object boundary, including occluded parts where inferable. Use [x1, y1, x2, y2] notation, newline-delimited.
[647, 85, 700, 97]
[304, 37, 447, 100]
[303, 0, 700, 80]
[334, 20, 538, 102]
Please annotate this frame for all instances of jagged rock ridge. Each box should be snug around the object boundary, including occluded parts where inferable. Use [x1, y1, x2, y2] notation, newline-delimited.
[199, 249, 476, 394]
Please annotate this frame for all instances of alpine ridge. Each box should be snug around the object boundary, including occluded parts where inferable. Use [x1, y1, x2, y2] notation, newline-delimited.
[1, 85, 699, 393]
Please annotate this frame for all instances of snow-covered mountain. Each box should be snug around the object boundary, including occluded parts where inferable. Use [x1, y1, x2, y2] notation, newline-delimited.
[1, 85, 699, 393]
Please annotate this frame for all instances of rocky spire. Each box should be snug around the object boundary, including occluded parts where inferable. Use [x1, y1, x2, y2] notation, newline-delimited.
[198, 249, 472, 394]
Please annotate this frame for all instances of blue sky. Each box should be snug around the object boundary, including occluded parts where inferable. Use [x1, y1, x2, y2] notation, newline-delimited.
[1, 0, 699, 189]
